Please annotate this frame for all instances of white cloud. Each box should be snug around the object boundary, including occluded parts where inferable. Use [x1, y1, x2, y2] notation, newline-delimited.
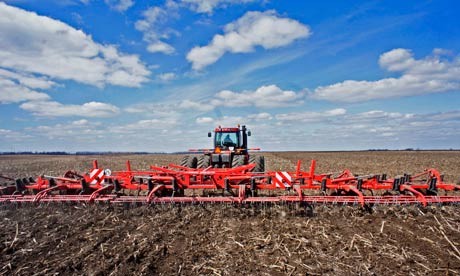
[276, 108, 346, 123]
[307, 109, 460, 149]
[311, 48, 460, 102]
[125, 100, 215, 115]
[196, 117, 214, 124]
[157, 72, 177, 82]
[126, 84, 304, 114]
[0, 77, 50, 104]
[0, 68, 56, 89]
[178, 100, 215, 111]
[71, 119, 91, 126]
[346, 110, 414, 122]
[247, 112, 272, 121]
[196, 112, 271, 126]
[19, 101, 120, 118]
[26, 119, 105, 142]
[147, 41, 175, 55]
[208, 115, 245, 126]
[124, 103, 185, 119]
[135, 4, 178, 55]
[178, 86, 302, 113]
[181, 0, 259, 14]
[110, 118, 178, 134]
[187, 10, 311, 70]
[0, 2, 150, 88]
[212, 85, 304, 108]
[105, 0, 134, 12]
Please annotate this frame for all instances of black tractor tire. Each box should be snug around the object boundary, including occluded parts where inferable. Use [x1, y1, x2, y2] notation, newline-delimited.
[249, 155, 265, 172]
[231, 155, 245, 168]
[181, 155, 197, 168]
[197, 155, 211, 169]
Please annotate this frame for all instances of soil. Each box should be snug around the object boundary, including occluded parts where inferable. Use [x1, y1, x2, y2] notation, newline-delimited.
[1, 151, 460, 275]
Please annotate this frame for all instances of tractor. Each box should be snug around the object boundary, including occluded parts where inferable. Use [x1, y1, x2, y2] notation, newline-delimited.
[181, 125, 265, 172]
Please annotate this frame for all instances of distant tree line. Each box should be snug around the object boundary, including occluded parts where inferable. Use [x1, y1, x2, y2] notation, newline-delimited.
[0, 151, 165, 155]
[0, 149, 458, 155]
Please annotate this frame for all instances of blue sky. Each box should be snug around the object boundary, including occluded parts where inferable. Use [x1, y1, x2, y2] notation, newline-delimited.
[0, 0, 459, 152]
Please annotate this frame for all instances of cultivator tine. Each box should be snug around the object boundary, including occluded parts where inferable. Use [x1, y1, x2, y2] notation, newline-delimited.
[15, 179, 25, 193]
[428, 178, 437, 194]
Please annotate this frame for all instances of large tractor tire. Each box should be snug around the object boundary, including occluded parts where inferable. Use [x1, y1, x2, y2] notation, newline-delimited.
[180, 155, 197, 168]
[231, 155, 245, 168]
[249, 155, 265, 172]
[197, 155, 211, 169]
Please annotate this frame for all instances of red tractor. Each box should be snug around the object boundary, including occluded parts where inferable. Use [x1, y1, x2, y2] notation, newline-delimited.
[181, 125, 265, 171]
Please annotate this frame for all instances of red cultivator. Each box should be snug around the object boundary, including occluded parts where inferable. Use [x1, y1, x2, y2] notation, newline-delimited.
[1, 159, 460, 207]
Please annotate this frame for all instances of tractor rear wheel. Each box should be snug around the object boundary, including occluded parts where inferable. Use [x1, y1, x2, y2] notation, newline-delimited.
[249, 155, 265, 172]
[231, 155, 245, 168]
[181, 155, 197, 168]
[197, 155, 210, 169]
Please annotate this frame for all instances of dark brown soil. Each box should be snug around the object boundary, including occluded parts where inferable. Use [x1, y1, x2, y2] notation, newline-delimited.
[1, 152, 460, 275]
[1, 205, 460, 275]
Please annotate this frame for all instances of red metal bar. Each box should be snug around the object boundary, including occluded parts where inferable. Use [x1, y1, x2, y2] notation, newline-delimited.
[1, 159, 460, 207]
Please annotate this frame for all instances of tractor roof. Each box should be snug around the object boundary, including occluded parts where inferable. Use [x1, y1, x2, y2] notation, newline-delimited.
[214, 127, 239, 132]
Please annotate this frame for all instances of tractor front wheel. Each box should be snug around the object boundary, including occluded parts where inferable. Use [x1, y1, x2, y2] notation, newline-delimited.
[231, 155, 245, 168]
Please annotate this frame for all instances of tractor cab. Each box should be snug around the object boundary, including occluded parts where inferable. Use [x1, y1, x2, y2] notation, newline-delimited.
[212, 127, 244, 152]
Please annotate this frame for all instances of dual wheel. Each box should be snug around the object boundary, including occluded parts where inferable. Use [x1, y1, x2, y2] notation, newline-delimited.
[180, 155, 210, 169]
[181, 155, 265, 172]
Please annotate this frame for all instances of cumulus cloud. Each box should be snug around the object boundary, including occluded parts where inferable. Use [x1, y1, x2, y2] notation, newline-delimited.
[181, 0, 260, 14]
[105, 0, 134, 12]
[178, 100, 215, 112]
[346, 110, 414, 123]
[0, 3, 150, 88]
[247, 112, 272, 121]
[179, 85, 304, 110]
[311, 48, 460, 102]
[0, 73, 51, 104]
[187, 10, 311, 70]
[276, 108, 346, 123]
[212, 85, 304, 108]
[196, 117, 214, 124]
[20, 101, 120, 118]
[0, 68, 56, 90]
[110, 118, 178, 134]
[307, 109, 460, 149]
[125, 85, 304, 114]
[196, 112, 271, 126]
[30, 119, 105, 140]
[135, 3, 179, 55]
[157, 72, 177, 82]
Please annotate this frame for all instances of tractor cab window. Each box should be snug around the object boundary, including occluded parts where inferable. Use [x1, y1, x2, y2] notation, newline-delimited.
[215, 132, 239, 148]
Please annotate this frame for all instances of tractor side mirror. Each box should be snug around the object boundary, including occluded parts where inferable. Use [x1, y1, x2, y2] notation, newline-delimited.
[247, 131, 251, 136]
[208, 132, 212, 137]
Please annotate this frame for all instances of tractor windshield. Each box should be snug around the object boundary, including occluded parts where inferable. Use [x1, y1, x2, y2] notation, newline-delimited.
[215, 132, 239, 148]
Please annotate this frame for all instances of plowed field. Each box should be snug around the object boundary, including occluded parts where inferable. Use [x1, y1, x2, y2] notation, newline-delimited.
[1, 151, 460, 275]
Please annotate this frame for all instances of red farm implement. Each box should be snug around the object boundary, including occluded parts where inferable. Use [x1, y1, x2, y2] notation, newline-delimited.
[1, 159, 460, 207]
